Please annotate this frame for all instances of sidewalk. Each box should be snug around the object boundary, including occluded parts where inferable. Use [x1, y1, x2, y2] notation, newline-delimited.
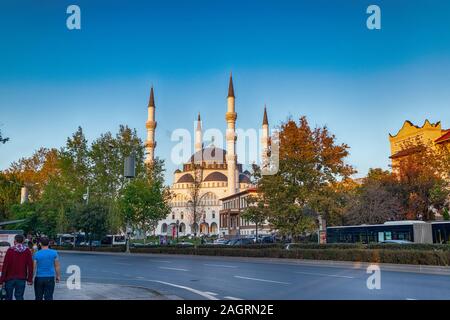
[22, 282, 177, 300]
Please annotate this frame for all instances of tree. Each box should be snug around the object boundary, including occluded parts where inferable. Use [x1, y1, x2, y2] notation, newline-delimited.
[119, 159, 171, 243]
[70, 202, 109, 247]
[6, 147, 59, 201]
[186, 164, 204, 237]
[0, 129, 9, 144]
[259, 116, 354, 240]
[393, 141, 450, 220]
[241, 196, 269, 242]
[0, 172, 21, 221]
[240, 164, 268, 241]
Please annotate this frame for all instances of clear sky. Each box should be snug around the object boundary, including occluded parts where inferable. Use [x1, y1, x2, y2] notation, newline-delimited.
[1, 0, 450, 184]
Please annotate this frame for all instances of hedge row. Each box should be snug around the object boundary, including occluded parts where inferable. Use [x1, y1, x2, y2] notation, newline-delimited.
[285, 243, 450, 251]
[53, 245, 450, 266]
[52, 245, 126, 252]
[129, 246, 450, 266]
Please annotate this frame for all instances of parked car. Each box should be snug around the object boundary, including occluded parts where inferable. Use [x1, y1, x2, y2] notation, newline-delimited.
[176, 241, 194, 247]
[212, 238, 229, 245]
[228, 238, 254, 246]
[380, 240, 413, 244]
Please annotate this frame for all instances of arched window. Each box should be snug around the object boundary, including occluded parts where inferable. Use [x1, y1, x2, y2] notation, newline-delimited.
[161, 223, 168, 233]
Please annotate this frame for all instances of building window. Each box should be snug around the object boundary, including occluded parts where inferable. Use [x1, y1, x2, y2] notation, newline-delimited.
[172, 214, 175, 220]
[212, 211, 215, 219]
[181, 213, 184, 220]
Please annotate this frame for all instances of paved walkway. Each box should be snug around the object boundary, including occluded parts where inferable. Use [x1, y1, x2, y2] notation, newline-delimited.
[22, 282, 178, 300]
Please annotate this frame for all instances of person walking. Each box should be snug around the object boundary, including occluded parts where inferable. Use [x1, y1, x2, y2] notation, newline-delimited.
[0, 234, 33, 300]
[33, 237, 61, 300]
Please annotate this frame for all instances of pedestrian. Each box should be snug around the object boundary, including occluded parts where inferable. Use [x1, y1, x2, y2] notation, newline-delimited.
[33, 237, 61, 300]
[0, 234, 33, 300]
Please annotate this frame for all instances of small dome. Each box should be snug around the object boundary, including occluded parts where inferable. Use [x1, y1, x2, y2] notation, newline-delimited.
[204, 172, 228, 182]
[239, 174, 251, 184]
[177, 174, 194, 183]
[174, 169, 181, 174]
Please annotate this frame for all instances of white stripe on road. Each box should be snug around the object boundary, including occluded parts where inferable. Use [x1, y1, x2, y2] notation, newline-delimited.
[149, 280, 218, 300]
[234, 276, 289, 285]
[406, 298, 417, 300]
[159, 267, 188, 272]
[204, 291, 218, 296]
[113, 262, 132, 266]
[295, 271, 354, 279]
[204, 264, 237, 268]
[152, 260, 171, 263]
[224, 296, 243, 300]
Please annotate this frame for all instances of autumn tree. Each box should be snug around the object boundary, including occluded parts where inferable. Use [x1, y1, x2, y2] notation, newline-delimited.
[344, 169, 403, 225]
[6, 148, 59, 201]
[393, 142, 450, 220]
[259, 116, 354, 240]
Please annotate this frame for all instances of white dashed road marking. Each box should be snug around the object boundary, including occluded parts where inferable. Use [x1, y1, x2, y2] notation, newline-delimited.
[159, 267, 188, 272]
[224, 296, 243, 300]
[204, 264, 237, 268]
[295, 271, 354, 279]
[234, 276, 289, 285]
[148, 280, 219, 300]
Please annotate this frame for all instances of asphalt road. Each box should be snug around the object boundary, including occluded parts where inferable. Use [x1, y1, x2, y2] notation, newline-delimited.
[57, 252, 450, 300]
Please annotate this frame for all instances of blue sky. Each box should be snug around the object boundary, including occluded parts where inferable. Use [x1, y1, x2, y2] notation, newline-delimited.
[1, 0, 450, 184]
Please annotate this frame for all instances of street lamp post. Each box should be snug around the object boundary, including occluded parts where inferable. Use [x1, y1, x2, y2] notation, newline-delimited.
[125, 224, 131, 253]
[176, 220, 179, 243]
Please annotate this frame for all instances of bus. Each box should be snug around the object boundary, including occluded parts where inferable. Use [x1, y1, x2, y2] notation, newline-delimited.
[431, 221, 450, 244]
[101, 234, 126, 246]
[326, 221, 433, 244]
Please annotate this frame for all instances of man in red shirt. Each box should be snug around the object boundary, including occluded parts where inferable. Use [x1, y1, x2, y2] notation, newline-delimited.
[0, 234, 33, 300]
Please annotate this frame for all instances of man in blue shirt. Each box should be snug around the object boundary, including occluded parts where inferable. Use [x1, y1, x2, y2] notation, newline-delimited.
[33, 237, 61, 300]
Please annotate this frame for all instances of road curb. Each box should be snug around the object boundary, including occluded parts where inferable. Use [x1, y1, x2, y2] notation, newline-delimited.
[59, 250, 450, 276]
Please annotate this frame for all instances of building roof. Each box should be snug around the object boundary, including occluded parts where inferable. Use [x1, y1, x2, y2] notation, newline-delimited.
[389, 146, 425, 159]
[189, 147, 227, 163]
[176, 173, 194, 183]
[435, 130, 450, 144]
[389, 120, 441, 138]
[203, 171, 228, 182]
[220, 188, 258, 201]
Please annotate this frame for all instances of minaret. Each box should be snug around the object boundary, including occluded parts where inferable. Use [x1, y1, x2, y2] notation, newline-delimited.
[261, 105, 269, 170]
[226, 74, 238, 195]
[145, 86, 157, 165]
[195, 113, 202, 153]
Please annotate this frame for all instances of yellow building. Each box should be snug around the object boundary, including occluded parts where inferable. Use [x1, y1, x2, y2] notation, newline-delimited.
[389, 120, 449, 168]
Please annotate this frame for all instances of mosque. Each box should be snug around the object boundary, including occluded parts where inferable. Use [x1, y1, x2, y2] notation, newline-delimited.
[144, 75, 270, 236]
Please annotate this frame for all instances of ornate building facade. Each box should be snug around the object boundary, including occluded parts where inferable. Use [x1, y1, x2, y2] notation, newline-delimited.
[389, 120, 450, 170]
[145, 75, 269, 236]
